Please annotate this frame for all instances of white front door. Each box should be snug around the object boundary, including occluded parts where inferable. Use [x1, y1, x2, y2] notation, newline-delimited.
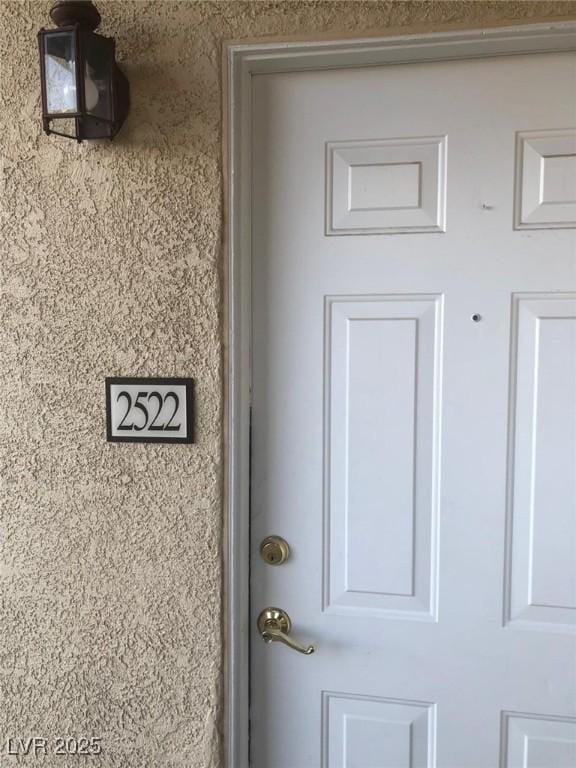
[249, 50, 576, 768]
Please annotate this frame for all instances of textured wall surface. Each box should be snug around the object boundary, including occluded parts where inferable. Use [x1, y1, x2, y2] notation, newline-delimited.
[0, 1, 574, 766]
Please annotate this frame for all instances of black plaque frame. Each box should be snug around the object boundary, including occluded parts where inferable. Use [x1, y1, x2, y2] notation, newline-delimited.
[105, 377, 194, 444]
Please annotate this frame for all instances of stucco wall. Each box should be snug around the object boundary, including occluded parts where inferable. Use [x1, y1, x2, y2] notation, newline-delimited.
[0, 1, 574, 766]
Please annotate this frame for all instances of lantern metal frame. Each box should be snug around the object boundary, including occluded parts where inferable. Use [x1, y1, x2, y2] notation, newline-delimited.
[37, 1, 129, 142]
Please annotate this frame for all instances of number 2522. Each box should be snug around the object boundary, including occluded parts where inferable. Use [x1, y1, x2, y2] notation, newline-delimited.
[116, 391, 181, 431]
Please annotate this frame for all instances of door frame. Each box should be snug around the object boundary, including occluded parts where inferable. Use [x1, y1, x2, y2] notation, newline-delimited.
[223, 20, 576, 768]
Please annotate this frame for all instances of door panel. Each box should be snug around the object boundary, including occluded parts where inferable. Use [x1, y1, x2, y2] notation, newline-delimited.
[515, 129, 576, 229]
[323, 693, 435, 768]
[506, 294, 576, 631]
[325, 296, 442, 619]
[502, 713, 576, 768]
[326, 136, 447, 234]
[250, 51, 576, 768]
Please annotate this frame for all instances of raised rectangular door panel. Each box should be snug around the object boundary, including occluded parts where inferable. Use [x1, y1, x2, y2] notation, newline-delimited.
[326, 136, 447, 235]
[505, 294, 576, 631]
[323, 295, 443, 620]
[349, 163, 421, 211]
[515, 129, 576, 229]
[501, 712, 576, 768]
[323, 692, 436, 768]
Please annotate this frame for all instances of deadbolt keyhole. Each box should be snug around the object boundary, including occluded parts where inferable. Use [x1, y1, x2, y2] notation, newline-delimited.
[260, 536, 290, 565]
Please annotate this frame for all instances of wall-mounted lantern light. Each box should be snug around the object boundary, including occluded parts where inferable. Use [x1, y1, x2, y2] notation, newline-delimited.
[38, 0, 129, 141]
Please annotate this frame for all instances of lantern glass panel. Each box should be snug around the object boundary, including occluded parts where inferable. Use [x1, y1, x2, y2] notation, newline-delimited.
[83, 33, 113, 120]
[44, 31, 77, 114]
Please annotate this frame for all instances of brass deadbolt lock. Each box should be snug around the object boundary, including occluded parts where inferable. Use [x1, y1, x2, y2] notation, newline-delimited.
[260, 535, 290, 565]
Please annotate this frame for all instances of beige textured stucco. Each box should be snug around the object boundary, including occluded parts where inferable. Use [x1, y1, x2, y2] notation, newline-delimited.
[0, 1, 574, 765]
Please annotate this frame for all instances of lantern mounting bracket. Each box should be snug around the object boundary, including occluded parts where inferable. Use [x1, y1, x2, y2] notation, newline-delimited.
[50, 1, 101, 31]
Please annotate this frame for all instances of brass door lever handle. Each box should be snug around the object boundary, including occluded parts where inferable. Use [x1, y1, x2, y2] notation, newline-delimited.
[257, 608, 315, 655]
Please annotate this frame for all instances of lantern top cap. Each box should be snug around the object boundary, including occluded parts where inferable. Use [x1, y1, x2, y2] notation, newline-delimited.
[49, 0, 101, 30]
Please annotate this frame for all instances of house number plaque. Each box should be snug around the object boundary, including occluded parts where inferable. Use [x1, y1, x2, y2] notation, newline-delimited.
[106, 377, 194, 444]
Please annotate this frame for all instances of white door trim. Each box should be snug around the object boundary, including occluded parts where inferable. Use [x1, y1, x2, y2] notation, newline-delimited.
[223, 21, 576, 768]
